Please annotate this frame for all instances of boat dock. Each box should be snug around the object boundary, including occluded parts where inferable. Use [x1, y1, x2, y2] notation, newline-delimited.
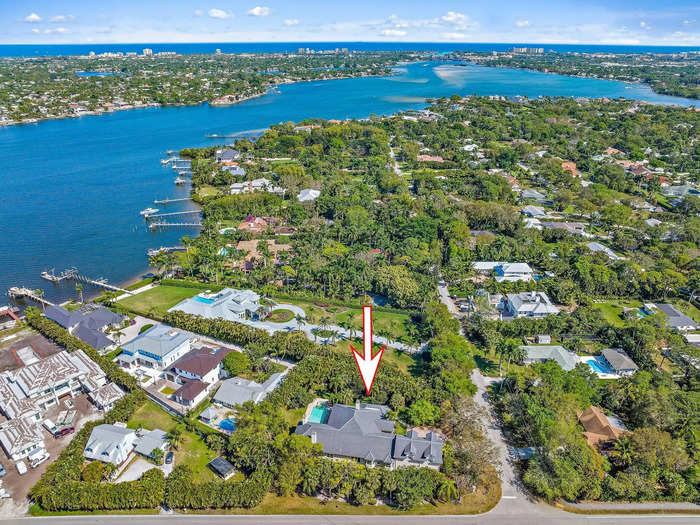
[149, 222, 202, 230]
[145, 210, 201, 220]
[154, 197, 191, 205]
[63, 271, 133, 295]
[40, 268, 76, 283]
[147, 246, 185, 257]
[8, 287, 55, 307]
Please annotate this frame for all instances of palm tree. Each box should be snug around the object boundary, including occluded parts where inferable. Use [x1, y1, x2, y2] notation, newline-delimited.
[437, 479, 459, 503]
[34, 289, 46, 312]
[295, 313, 306, 330]
[495, 338, 520, 377]
[167, 427, 184, 450]
[610, 436, 634, 469]
[75, 283, 83, 303]
[112, 329, 125, 344]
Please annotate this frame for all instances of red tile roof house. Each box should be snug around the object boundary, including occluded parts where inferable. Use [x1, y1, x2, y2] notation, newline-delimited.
[164, 347, 233, 407]
[416, 154, 444, 163]
[561, 161, 580, 176]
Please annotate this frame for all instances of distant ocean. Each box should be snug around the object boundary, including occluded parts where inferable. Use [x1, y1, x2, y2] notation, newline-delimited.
[1, 42, 699, 57]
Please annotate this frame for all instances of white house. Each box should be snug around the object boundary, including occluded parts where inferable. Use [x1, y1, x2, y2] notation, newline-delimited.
[83, 423, 137, 466]
[472, 262, 534, 282]
[230, 178, 284, 195]
[504, 292, 560, 318]
[119, 325, 191, 371]
[0, 418, 45, 461]
[213, 373, 285, 408]
[88, 383, 125, 412]
[168, 289, 261, 322]
[521, 205, 546, 218]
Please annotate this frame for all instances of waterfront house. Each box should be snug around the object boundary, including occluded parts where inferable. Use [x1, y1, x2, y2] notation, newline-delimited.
[84, 423, 137, 466]
[503, 292, 559, 319]
[0, 418, 45, 461]
[578, 406, 625, 450]
[230, 177, 285, 196]
[119, 325, 191, 371]
[45, 304, 124, 352]
[295, 402, 443, 468]
[586, 242, 620, 261]
[215, 148, 240, 163]
[168, 288, 261, 322]
[599, 348, 639, 376]
[213, 373, 285, 408]
[522, 345, 577, 371]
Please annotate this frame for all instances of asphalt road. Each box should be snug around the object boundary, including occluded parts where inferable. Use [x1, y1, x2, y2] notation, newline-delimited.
[8, 512, 700, 525]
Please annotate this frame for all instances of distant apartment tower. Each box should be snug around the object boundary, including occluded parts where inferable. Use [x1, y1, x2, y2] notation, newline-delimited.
[512, 47, 544, 54]
[143, 48, 153, 56]
[216, 48, 221, 54]
[298, 47, 305, 54]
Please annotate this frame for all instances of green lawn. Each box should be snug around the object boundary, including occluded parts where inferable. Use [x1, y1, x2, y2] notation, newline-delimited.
[332, 339, 417, 375]
[592, 300, 643, 327]
[670, 299, 700, 323]
[160, 386, 176, 395]
[127, 400, 216, 482]
[117, 285, 200, 316]
[267, 309, 294, 323]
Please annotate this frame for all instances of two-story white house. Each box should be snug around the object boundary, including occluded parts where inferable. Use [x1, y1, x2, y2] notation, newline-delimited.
[119, 325, 191, 371]
[503, 292, 560, 319]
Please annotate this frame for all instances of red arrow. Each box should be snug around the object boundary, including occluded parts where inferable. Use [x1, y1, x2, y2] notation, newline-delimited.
[350, 305, 385, 396]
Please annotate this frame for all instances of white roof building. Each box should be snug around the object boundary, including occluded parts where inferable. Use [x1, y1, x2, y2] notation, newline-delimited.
[120, 325, 191, 371]
[230, 178, 285, 195]
[88, 383, 125, 412]
[504, 292, 560, 318]
[213, 373, 285, 408]
[0, 418, 45, 461]
[586, 242, 620, 261]
[168, 288, 261, 322]
[84, 423, 137, 466]
[521, 205, 546, 218]
[297, 188, 321, 202]
[472, 262, 534, 282]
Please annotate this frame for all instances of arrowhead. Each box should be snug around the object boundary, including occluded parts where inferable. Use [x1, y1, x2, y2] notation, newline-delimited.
[351, 344, 385, 396]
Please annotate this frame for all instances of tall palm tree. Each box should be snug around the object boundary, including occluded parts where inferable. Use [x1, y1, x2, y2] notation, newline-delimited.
[437, 479, 459, 503]
[167, 427, 184, 450]
[295, 313, 306, 329]
[75, 283, 83, 303]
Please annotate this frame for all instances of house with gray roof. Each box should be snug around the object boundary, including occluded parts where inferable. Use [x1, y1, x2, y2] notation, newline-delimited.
[520, 189, 546, 203]
[522, 345, 578, 371]
[654, 303, 699, 331]
[88, 382, 125, 412]
[0, 417, 45, 461]
[134, 428, 169, 459]
[600, 348, 638, 376]
[295, 402, 443, 469]
[504, 292, 559, 319]
[215, 148, 240, 163]
[119, 325, 190, 371]
[168, 288, 261, 322]
[586, 242, 620, 261]
[84, 423, 137, 466]
[213, 373, 284, 408]
[521, 205, 546, 218]
[45, 305, 123, 352]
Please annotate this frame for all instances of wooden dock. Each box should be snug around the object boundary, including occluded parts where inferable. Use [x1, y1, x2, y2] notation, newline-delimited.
[149, 222, 202, 230]
[154, 197, 191, 205]
[8, 287, 55, 307]
[145, 210, 201, 220]
[63, 271, 133, 295]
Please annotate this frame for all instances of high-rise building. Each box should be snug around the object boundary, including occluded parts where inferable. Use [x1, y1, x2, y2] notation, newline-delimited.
[143, 48, 153, 56]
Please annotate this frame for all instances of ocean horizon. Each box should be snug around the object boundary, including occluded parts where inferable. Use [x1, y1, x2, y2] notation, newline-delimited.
[1, 41, 699, 57]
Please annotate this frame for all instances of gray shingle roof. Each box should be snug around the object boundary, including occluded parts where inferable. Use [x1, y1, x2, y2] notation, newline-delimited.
[600, 348, 638, 373]
[523, 345, 578, 371]
[655, 304, 699, 330]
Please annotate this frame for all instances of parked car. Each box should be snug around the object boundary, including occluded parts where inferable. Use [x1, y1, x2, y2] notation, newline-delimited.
[55, 426, 75, 438]
[0, 463, 5, 478]
[15, 461, 27, 475]
[42, 419, 57, 435]
[64, 399, 74, 409]
[165, 451, 174, 464]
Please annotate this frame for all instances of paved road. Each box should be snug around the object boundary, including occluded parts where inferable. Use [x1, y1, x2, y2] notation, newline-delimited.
[7, 512, 700, 524]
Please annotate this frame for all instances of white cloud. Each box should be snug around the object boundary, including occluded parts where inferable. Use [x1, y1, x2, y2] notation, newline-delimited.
[284, 19, 299, 26]
[31, 28, 39, 34]
[49, 15, 74, 23]
[442, 11, 466, 24]
[640, 21, 652, 30]
[208, 8, 232, 19]
[194, 9, 204, 17]
[382, 29, 406, 37]
[682, 19, 695, 25]
[442, 32, 466, 39]
[44, 27, 70, 35]
[515, 20, 530, 28]
[247, 6, 271, 17]
[23, 13, 42, 23]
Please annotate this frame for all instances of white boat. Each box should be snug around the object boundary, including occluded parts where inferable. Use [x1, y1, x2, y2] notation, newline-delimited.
[140, 207, 159, 216]
[174, 177, 186, 185]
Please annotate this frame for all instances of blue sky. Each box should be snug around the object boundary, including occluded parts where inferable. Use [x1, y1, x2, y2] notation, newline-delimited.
[1, 1, 699, 45]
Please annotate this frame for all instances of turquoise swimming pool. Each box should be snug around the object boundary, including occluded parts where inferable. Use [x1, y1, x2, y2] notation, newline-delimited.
[308, 405, 329, 424]
[194, 295, 214, 304]
[219, 418, 236, 432]
[587, 357, 614, 375]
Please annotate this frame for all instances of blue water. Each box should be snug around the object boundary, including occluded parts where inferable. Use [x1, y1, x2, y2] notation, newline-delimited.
[1, 42, 698, 57]
[587, 358, 614, 375]
[218, 418, 236, 432]
[193, 296, 214, 304]
[75, 72, 120, 77]
[0, 61, 697, 305]
[309, 405, 329, 424]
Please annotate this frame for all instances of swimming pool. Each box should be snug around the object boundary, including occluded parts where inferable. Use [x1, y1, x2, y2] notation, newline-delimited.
[194, 295, 215, 304]
[308, 405, 329, 424]
[586, 357, 613, 375]
[219, 418, 236, 432]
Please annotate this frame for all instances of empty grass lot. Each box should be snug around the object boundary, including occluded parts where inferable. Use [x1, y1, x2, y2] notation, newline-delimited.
[117, 285, 200, 316]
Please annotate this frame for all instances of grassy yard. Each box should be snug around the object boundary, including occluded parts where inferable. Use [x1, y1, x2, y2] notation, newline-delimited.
[267, 308, 294, 323]
[117, 285, 200, 316]
[127, 400, 216, 482]
[592, 300, 643, 327]
[331, 339, 417, 375]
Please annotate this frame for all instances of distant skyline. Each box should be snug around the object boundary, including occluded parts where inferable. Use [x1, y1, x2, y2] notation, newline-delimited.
[1, 1, 699, 46]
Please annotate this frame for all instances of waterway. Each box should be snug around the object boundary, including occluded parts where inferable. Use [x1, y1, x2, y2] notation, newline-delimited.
[0, 61, 696, 305]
